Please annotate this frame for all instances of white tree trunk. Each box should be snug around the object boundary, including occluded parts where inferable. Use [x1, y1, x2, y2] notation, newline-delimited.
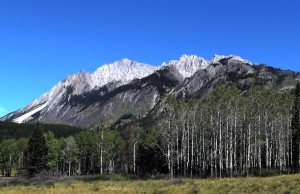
[167, 144, 172, 179]
[133, 142, 137, 174]
[219, 112, 222, 178]
[247, 123, 251, 177]
[100, 131, 103, 174]
[68, 159, 71, 177]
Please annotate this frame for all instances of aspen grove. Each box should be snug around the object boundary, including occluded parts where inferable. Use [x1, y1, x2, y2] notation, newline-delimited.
[1, 84, 300, 178]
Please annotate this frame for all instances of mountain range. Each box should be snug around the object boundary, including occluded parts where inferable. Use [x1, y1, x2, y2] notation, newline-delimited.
[1, 54, 299, 127]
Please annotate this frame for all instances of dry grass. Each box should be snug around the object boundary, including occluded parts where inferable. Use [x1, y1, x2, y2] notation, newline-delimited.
[1, 174, 300, 194]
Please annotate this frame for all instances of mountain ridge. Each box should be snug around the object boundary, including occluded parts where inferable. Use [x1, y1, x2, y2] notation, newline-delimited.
[2, 54, 298, 127]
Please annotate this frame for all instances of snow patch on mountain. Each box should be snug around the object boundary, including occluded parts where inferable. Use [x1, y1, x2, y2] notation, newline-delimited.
[12, 103, 48, 123]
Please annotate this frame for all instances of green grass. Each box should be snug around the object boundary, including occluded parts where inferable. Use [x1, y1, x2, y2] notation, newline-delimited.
[1, 174, 300, 193]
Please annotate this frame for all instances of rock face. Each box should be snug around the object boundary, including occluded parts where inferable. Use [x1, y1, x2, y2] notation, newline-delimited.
[1, 54, 299, 127]
[176, 56, 299, 99]
[166, 55, 209, 78]
[177, 56, 255, 98]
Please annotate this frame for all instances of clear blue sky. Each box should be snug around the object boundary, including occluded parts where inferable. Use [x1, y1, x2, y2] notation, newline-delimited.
[0, 0, 300, 117]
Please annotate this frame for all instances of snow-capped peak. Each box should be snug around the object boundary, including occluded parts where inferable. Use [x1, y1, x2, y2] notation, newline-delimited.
[166, 54, 209, 78]
[92, 59, 158, 87]
[212, 54, 252, 65]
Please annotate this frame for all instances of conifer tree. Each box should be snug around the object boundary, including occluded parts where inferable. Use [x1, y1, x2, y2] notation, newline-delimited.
[25, 124, 49, 176]
[291, 83, 300, 173]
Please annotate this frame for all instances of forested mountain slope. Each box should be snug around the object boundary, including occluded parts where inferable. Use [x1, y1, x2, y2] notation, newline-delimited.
[1, 55, 299, 128]
[1, 55, 300, 178]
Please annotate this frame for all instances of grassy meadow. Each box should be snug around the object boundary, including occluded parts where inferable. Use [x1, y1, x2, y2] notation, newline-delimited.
[1, 174, 300, 194]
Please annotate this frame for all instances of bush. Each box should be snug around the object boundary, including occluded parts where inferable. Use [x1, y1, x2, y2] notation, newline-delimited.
[152, 173, 169, 180]
[129, 174, 141, 180]
[260, 169, 281, 177]
[0, 177, 30, 187]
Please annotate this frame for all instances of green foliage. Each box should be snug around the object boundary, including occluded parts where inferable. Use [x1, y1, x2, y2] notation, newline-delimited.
[74, 131, 98, 174]
[63, 136, 79, 165]
[0, 83, 299, 178]
[101, 129, 126, 174]
[25, 124, 49, 177]
[0, 138, 18, 176]
[0, 121, 84, 141]
[291, 82, 300, 172]
[44, 131, 60, 169]
[259, 169, 281, 177]
[227, 71, 255, 82]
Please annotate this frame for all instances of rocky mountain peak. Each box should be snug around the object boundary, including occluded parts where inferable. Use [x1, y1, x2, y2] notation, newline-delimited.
[4, 54, 290, 126]
[167, 54, 209, 78]
[92, 59, 158, 87]
[212, 54, 252, 65]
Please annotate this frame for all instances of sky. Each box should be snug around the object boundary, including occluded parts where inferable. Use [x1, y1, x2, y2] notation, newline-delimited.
[0, 0, 300, 117]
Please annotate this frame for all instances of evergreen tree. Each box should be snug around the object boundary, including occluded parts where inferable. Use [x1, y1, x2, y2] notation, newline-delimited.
[25, 124, 49, 177]
[292, 83, 300, 173]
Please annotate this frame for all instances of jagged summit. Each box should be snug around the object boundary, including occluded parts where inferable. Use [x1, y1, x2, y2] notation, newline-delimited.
[2, 59, 158, 124]
[1, 54, 264, 125]
[163, 54, 251, 78]
[92, 58, 158, 87]
[165, 54, 209, 78]
[212, 54, 252, 65]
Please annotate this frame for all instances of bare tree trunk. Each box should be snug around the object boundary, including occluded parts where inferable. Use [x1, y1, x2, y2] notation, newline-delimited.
[187, 118, 190, 177]
[230, 116, 233, 177]
[265, 113, 269, 169]
[191, 109, 196, 178]
[100, 130, 103, 174]
[210, 114, 213, 177]
[133, 142, 137, 174]
[225, 116, 229, 176]
[167, 144, 172, 179]
[176, 133, 179, 175]
[234, 112, 237, 176]
[68, 159, 71, 177]
[191, 124, 194, 177]
[202, 133, 205, 175]
[215, 131, 218, 178]
[8, 154, 12, 177]
[247, 124, 251, 177]
[258, 114, 262, 174]
[78, 162, 81, 175]
[219, 112, 222, 178]
[210, 137, 213, 177]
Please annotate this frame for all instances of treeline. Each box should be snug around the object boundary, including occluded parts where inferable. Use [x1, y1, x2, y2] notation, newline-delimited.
[1, 84, 300, 179]
[0, 122, 84, 141]
[0, 124, 141, 177]
[0, 123, 84, 177]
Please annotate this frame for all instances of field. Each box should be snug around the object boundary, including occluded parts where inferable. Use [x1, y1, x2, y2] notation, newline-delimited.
[1, 174, 300, 194]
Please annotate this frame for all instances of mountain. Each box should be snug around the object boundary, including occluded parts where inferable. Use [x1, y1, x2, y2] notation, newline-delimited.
[1, 59, 157, 125]
[164, 54, 209, 78]
[175, 55, 296, 99]
[1, 54, 299, 127]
